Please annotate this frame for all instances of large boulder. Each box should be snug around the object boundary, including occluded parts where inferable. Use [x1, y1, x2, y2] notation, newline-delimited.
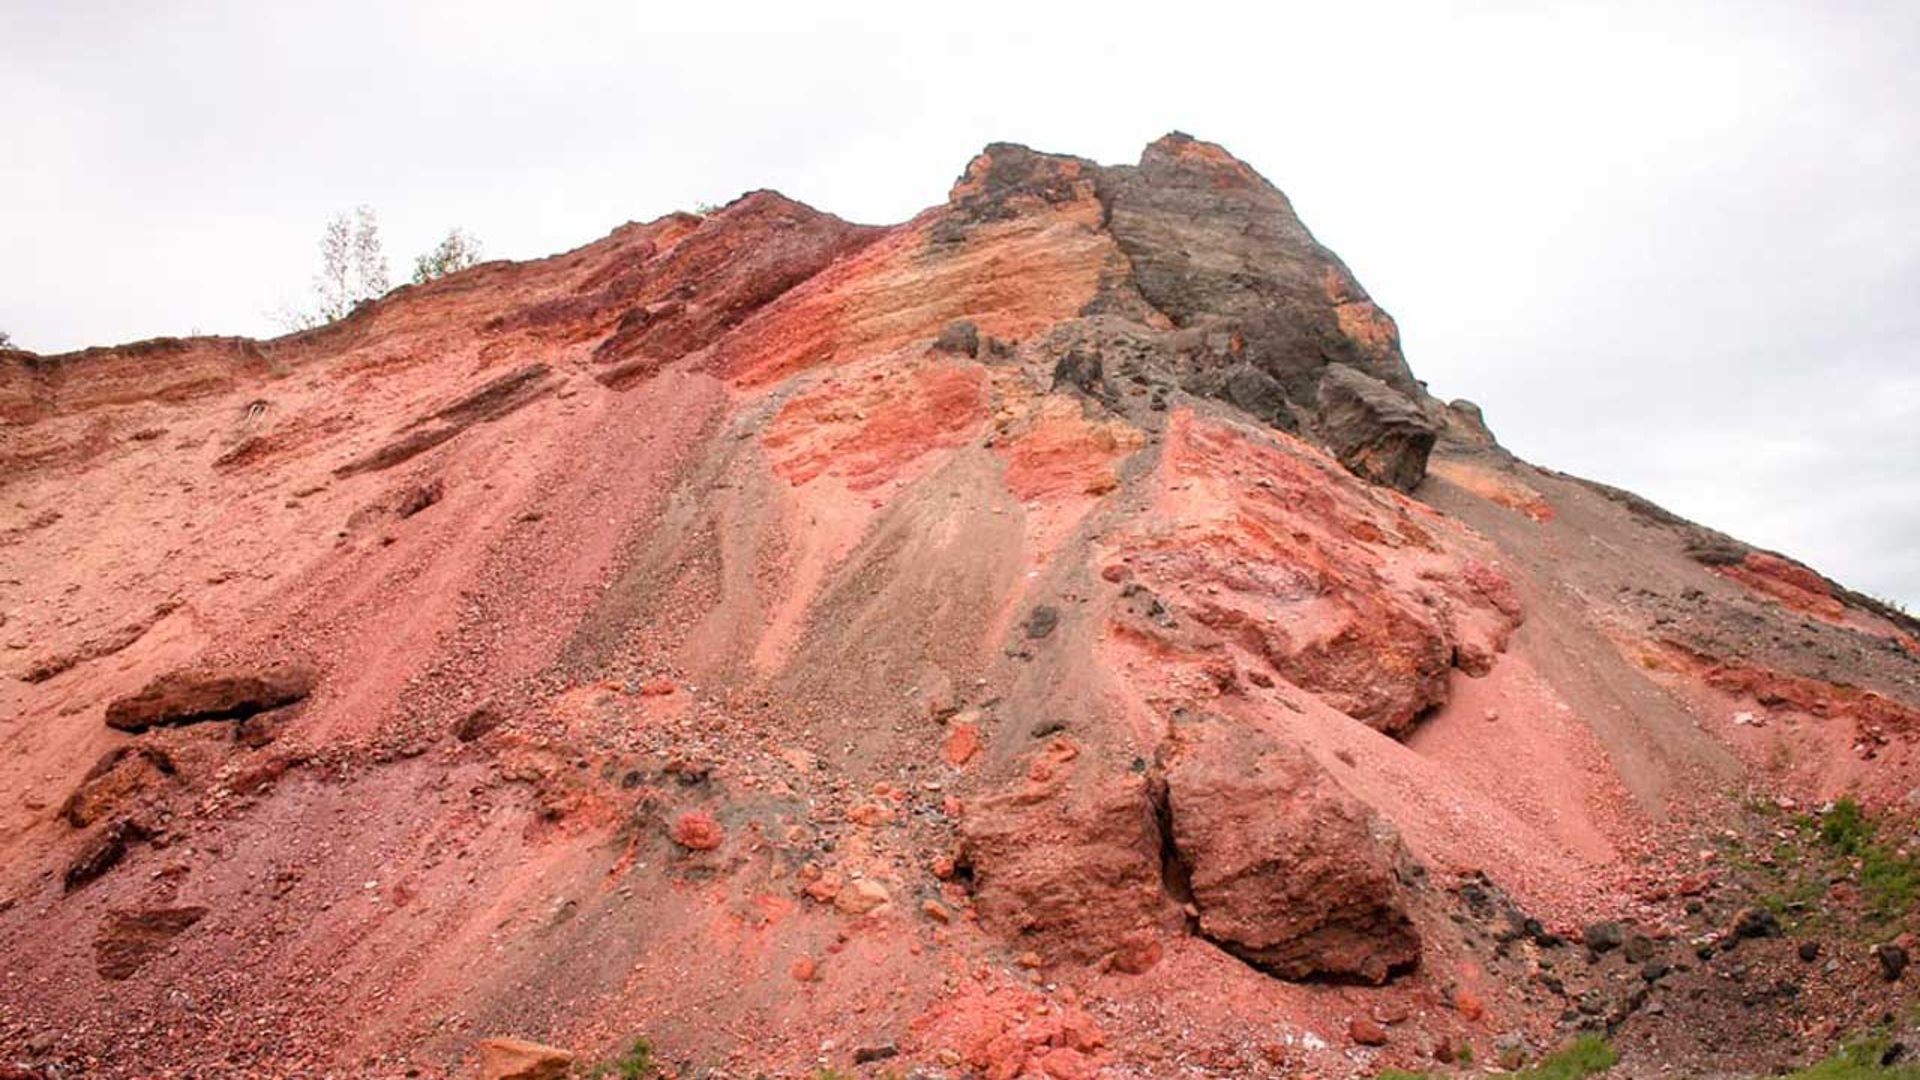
[1314, 364, 1439, 493]
[959, 739, 1178, 969]
[1164, 721, 1420, 983]
[104, 662, 316, 733]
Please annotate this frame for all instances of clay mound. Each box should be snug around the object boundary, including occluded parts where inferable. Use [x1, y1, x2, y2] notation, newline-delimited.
[1, 133, 1916, 1080]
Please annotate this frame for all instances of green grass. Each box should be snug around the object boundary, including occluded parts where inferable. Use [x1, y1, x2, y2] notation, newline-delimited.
[1815, 798, 1920, 921]
[1373, 1036, 1614, 1080]
[581, 1038, 656, 1079]
[1781, 1032, 1920, 1080]
[1518, 1035, 1618, 1080]
[1822, 797, 1874, 856]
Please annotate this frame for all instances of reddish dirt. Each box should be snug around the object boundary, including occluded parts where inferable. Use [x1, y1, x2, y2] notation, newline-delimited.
[2, 135, 1917, 1080]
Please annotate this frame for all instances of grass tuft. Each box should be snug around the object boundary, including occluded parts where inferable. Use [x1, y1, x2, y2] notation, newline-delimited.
[581, 1038, 657, 1080]
[1516, 1035, 1618, 1080]
[1781, 1032, 1920, 1080]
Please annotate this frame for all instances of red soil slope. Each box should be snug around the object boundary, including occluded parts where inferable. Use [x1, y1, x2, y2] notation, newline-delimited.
[2, 135, 1917, 1080]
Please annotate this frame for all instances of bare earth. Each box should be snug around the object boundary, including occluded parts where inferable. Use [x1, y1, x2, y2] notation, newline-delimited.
[2, 135, 1916, 1079]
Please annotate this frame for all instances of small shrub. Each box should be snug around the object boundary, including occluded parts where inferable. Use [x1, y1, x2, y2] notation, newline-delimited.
[1822, 798, 1873, 857]
[581, 1037, 656, 1079]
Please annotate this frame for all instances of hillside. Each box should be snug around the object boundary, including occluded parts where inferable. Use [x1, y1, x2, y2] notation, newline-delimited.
[2, 134, 1917, 1080]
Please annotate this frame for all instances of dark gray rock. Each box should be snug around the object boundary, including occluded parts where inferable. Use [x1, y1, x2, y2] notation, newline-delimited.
[1315, 365, 1439, 492]
[1877, 943, 1909, 981]
[932, 320, 979, 358]
[1221, 364, 1296, 432]
[1582, 921, 1626, 953]
[1732, 907, 1781, 940]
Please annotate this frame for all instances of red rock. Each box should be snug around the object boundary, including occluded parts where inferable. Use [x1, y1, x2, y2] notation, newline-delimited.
[669, 810, 725, 851]
[94, 906, 207, 979]
[477, 1037, 574, 1080]
[803, 872, 844, 904]
[1110, 412, 1520, 734]
[638, 675, 676, 696]
[104, 662, 316, 733]
[943, 721, 984, 767]
[960, 748, 1177, 965]
[1108, 933, 1164, 975]
[1348, 1016, 1389, 1046]
[835, 879, 890, 915]
[1037, 1047, 1095, 1080]
[790, 956, 819, 982]
[1164, 722, 1420, 983]
[1455, 989, 1487, 1022]
[60, 745, 176, 828]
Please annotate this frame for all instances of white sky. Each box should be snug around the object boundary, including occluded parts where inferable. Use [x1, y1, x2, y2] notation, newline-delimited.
[4, 0, 1917, 607]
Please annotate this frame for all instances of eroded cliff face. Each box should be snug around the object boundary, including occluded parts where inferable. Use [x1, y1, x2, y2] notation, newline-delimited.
[2, 135, 1917, 1080]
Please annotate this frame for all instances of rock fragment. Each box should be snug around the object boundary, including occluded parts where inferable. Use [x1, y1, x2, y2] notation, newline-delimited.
[104, 662, 316, 733]
[477, 1037, 574, 1080]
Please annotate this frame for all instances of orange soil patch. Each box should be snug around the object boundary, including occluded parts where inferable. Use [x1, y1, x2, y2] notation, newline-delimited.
[1643, 639, 1920, 735]
[998, 395, 1143, 503]
[720, 190, 1114, 388]
[1427, 459, 1555, 523]
[1716, 552, 1845, 621]
[762, 359, 987, 491]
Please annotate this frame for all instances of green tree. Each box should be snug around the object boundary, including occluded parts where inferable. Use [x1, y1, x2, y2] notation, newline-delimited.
[275, 205, 390, 331]
[411, 227, 483, 284]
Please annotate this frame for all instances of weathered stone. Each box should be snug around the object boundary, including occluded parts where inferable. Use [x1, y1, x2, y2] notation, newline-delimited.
[1876, 943, 1909, 982]
[1165, 722, 1420, 983]
[1315, 364, 1438, 493]
[477, 1037, 574, 1080]
[454, 706, 504, 742]
[64, 819, 151, 892]
[960, 742, 1177, 965]
[1582, 921, 1625, 953]
[104, 662, 316, 733]
[931, 320, 980, 357]
[94, 907, 207, 979]
[1732, 907, 1781, 940]
[1221, 364, 1293, 430]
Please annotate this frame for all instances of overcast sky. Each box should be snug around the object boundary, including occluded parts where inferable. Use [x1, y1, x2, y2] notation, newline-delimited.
[4, 1, 1916, 607]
